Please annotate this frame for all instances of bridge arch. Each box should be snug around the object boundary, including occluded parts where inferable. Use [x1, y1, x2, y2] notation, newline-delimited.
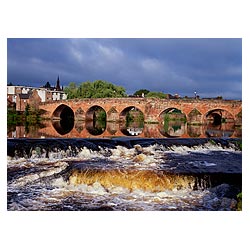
[52, 104, 74, 120]
[119, 106, 144, 136]
[204, 108, 234, 125]
[159, 107, 187, 122]
[119, 106, 144, 122]
[51, 104, 74, 135]
[158, 107, 187, 138]
[85, 105, 106, 121]
[85, 105, 107, 136]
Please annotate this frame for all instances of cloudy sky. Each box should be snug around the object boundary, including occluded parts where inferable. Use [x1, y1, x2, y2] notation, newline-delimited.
[7, 38, 242, 99]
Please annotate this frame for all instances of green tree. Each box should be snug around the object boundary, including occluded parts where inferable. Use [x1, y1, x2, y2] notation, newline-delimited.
[146, 91, 166, 99]
[64, 82, 78, 99]
[133, 89, 150, 97]
[65, 80, 127, 99]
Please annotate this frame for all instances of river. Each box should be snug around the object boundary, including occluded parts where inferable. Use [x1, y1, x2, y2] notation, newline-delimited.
[7, 126, 242, 211]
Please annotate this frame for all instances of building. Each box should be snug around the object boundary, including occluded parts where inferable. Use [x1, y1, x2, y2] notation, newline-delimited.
[7, 77, 67, 111]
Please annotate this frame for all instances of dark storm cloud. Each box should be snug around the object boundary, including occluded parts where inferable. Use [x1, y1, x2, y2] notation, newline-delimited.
[7, 38, 242, 99]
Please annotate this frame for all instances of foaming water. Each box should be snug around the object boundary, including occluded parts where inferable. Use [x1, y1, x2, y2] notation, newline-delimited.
[67, 168, 197, 191]
[7, 138, 242, 211]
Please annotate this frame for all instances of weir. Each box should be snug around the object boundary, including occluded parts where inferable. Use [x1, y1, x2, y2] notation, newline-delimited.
[7, 137, 242, 158]
[66, 166, 241, 192]
[7, 137, 242, 211]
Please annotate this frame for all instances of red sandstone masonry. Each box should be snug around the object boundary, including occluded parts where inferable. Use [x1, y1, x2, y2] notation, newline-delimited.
[39, 98, 242, 125]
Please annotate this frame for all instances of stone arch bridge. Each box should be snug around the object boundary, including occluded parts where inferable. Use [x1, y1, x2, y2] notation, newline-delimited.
[39, 97, 242, 125]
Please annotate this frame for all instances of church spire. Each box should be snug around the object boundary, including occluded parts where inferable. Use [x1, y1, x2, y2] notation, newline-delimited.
[55, 75, 61, 91]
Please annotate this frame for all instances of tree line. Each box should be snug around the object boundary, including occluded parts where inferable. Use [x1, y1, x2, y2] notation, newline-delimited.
[64, 80, 168, 99]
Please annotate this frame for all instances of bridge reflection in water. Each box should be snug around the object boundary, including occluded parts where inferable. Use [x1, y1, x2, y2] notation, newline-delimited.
[7, 119, 241, 139]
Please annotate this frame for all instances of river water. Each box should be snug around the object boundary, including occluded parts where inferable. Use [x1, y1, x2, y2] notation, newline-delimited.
[7, 136, 242, 211]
